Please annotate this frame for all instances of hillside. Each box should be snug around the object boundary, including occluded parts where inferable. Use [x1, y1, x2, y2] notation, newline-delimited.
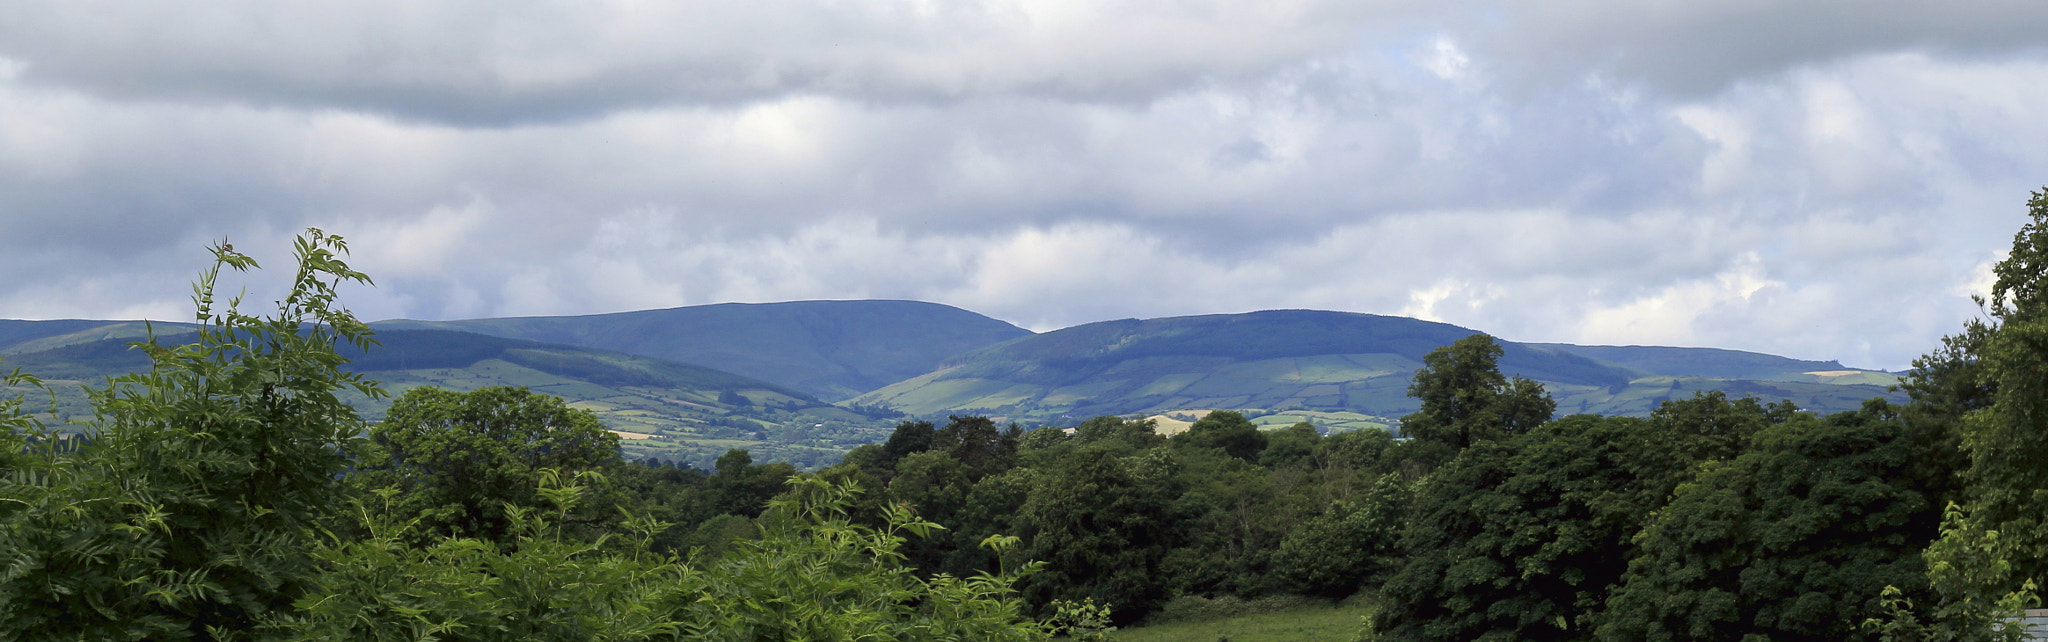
[0, 327, 899, 468]
[1529, 343, 1896, 383]
[374, 299, 1031, 400]
[0, 319, 194, 356]
[852, 310, 1903, 428]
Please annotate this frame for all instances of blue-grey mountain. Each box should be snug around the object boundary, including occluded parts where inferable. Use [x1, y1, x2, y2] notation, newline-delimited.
[374, 300, 1031, 400]
[852, 310, 1901, 427]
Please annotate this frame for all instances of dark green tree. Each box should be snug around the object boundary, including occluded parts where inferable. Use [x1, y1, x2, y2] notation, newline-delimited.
[931, 415, 1021, 480]
[1373, 395, 1774, 641]
[1173, 410, 1267, 462]
[1258, 421, 1322, 470]
[353, 385, 626, 546]
[1401, 334, 1555, 449]
[1273, 472, 1409, 598]
[1018, 425, 1072, 450]
[1158, 450, 1295, 599]
[876, 420, 937, 475]
[891, 450, 976, 570]
[1015, 447, 1182, 625]
[1598, 401, 1951, 641]
[1071, 415, 1165, 450]
[1952, 190, 2048, 582]
[706, 448, 797, 519]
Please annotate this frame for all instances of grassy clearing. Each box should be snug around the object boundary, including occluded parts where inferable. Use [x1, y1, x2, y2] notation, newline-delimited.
[1111, 601, 1368, 642]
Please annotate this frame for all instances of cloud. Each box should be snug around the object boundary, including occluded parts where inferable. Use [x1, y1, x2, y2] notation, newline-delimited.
[0, 1, 2045, 374]
[1461, 0, 2048, 96]
[0, 0, 1403, 125]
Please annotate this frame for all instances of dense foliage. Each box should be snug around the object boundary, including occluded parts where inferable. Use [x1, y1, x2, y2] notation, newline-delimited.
[805, 192, 2048, 639]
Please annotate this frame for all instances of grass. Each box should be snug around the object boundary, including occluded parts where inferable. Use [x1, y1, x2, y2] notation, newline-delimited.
[1111, 598, 1370, 642]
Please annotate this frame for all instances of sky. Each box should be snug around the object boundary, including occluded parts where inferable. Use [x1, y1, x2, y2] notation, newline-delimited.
[4, 1, 2048, 371]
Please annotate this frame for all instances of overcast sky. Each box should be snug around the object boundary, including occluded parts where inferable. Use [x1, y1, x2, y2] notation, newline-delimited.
[4, 1, 2048, 370]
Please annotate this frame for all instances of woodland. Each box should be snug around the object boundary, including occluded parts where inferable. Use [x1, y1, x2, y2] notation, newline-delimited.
[4, 190, 2048, 641]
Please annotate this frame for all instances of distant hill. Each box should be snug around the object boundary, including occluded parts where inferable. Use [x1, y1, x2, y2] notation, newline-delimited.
[853, 310, 1903, 429]
[0, 320, 192, 356]
[0, 327, 900, 468]
[2, 305, 1909, 448]
[1528, 343, 1902, 386]
[375, 300, 1031, 400]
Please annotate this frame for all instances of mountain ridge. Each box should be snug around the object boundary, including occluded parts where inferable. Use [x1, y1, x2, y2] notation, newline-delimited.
[4, 302, 1908, 440]
[854, 309, 1901, 426]
[373, 299, 1031, 400]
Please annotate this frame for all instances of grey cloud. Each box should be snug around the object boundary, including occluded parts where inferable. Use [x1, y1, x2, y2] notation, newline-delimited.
[0, 0, 1401, 126]
[1464, 0, 2048, 96]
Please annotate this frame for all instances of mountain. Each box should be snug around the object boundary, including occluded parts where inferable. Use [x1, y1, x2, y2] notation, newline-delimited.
[852, 310, 1902, 430]
[0, 327, 901, 468]
[2, 305, 1910, 448]
[374, 300, 1031, 400]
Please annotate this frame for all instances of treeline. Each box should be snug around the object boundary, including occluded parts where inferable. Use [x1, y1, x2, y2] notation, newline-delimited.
[791, 193, 2048, 638]
[814, 345, 1965, 638]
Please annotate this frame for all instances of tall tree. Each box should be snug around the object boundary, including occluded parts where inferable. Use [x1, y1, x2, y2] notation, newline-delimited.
[1401, 334, 1555, 449]
[1909, 188, 2048, 637]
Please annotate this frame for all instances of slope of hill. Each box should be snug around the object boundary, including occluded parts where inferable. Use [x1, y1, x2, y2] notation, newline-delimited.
[0, 328, 899, 468]
[0, 320, 195, 356]
[374, 300, 1031, 400]
[1528, 343, 1893, 383]
[852, 310, 1903, 427]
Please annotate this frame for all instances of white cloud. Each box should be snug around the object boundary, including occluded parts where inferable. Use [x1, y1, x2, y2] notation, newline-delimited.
[1578, 252, 1778, 347]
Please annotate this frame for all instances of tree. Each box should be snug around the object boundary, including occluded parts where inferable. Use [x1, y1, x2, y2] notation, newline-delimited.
[1273, 472, 1408, 598]
[1158, 449, 1292, 599]
[1599, 401, 1951, 640]
[0, 231, 380, 639]
[931, 415, 1021, 480]
[1258, 421, 1322, 470]
[706, 448, 797, 519]
[891, 450, 977, 570]
[1015, 447, 1182, 625]
[1904, 188, 2048, 637]
[1373, 395, 1776, 641]
[352, 386, 627, 546]
[1401, 334, 1555, 449]
[1173, 410, 1267, 462]
[1071, 415, 1165, 450]
[875, 420, 937, 476]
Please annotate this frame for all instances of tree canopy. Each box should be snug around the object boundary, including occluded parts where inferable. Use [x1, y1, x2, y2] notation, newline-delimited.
[1402, 333, 1556, 449]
